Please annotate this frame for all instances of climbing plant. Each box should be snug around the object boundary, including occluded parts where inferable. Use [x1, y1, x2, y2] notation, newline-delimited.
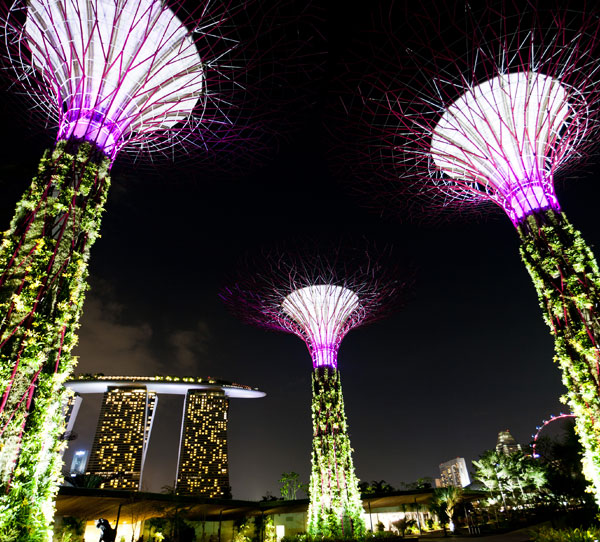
[519, 209, 600, 504]
[307, 368, 366, 538]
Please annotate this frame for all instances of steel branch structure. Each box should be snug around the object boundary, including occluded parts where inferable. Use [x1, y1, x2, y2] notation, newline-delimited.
[221, 243, 404, 538]
[19, 0, 205, 159]
[0, 0, 268, 538]
[346, 1, 600, 504]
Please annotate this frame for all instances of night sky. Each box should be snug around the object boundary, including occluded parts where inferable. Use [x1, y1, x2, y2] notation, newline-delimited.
[0, 0, 597, 501]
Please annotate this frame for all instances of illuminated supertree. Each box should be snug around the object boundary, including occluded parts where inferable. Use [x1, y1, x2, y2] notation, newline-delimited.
[0, 0, 296, 538]
[342, 1, 600, 503]
[221, 244, 405, 538]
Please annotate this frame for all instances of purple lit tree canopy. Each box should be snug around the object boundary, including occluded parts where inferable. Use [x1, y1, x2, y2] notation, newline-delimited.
[24, 0, 204, 158]
[344, 3, 600, 222]
[281, 284, 361, 369]
[4, 0, 252, 160]
[341, 1, 600, 503]
[428, 71, 574, 224]
[221, 243, 407, 537]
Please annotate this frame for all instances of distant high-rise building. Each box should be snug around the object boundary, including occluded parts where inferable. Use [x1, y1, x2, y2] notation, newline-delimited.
[496, 430, 522, 455]
[70, 450, 88, 475]
[439, 457, 470, 488]
[86, 387, 157, 489]
[176, 389, 230, 497]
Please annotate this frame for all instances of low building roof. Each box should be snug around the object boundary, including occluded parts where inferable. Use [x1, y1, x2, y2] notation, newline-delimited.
[56, 487, 485, 522]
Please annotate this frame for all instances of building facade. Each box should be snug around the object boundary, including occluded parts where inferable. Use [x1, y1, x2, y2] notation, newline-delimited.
[86, 387, 157, 489]
[439, 457, 470, 488]
[496, 430, 522, 455]
[176, 389, 230, 497]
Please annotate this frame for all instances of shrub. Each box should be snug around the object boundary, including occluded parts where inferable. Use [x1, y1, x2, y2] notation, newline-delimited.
[531, 527, 600, 542]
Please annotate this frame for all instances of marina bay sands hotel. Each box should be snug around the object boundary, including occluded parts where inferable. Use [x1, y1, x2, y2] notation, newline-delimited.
[65, 375, 265, 497]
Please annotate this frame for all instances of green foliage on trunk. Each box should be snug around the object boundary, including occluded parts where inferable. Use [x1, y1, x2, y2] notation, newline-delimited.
[0, 140, 111, 541]
[518, 209, 600, 506]
[307, 368, 366, 538]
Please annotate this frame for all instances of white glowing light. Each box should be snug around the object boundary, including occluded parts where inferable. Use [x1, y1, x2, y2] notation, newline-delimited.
[24, 0, 204, 157]
[282, 285, 361, 368]
[430, 71, 573, 222]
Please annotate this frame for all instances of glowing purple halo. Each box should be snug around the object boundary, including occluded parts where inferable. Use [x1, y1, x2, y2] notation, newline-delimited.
[220, 243, 405, 368]
[343, 3, 600, 224]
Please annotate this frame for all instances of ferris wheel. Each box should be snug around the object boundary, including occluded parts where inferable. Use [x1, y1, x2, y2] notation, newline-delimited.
[532, 413, 576, 458]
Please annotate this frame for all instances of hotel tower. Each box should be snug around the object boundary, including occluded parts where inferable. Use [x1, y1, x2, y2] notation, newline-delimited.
[66, 375, 264, 494]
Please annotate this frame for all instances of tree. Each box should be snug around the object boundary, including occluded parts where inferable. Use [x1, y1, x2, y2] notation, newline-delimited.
[54, 517, 85, 542]
[253, 515, 277, 542]
[473, 449, 549, 511]
[428, 491, 450, 536]
[146, 516, 195, 542]
[62, 472, 104, 489]
[358, 480, 395, 495]
[473, 450, 509, 509]
[431, 487, 463, 533]
[260, 492, 278, 502]
[278, 472, 308, 500]
[409, 478, 433, 490]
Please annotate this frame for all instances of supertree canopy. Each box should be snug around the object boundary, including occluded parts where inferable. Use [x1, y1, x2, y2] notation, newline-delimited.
[0, 0, 291, 538]
[429, 70, 574, 225]
[22, 0, 204, 158]
[343, 1, 600, 504]
[282, 284, 361, 369]
[221, 243, 405, 538]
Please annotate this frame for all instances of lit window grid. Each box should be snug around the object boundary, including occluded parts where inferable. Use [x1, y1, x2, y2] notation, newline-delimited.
[86, 387, 156, 490]
[176, 390, 230, 498]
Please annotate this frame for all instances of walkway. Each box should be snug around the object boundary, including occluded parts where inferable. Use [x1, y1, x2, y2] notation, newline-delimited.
[423, 526, 539, 542]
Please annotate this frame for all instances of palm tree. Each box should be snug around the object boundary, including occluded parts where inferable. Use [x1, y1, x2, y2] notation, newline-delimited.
[428, 492, 449, 536]
[429, 487, 463, 534]
[444, 487, 463, 532]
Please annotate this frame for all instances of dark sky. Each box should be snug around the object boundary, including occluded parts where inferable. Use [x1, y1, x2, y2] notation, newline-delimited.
[0, 0, 598, 501]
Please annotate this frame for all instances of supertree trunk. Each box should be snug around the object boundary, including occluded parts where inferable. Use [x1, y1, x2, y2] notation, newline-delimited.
[0, 140, 110, 541]
[308, 367, 366, 538]
[518, 209, 600, 503]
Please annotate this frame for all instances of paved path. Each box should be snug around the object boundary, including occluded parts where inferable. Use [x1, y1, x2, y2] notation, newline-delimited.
[421, 526, 540, 542]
